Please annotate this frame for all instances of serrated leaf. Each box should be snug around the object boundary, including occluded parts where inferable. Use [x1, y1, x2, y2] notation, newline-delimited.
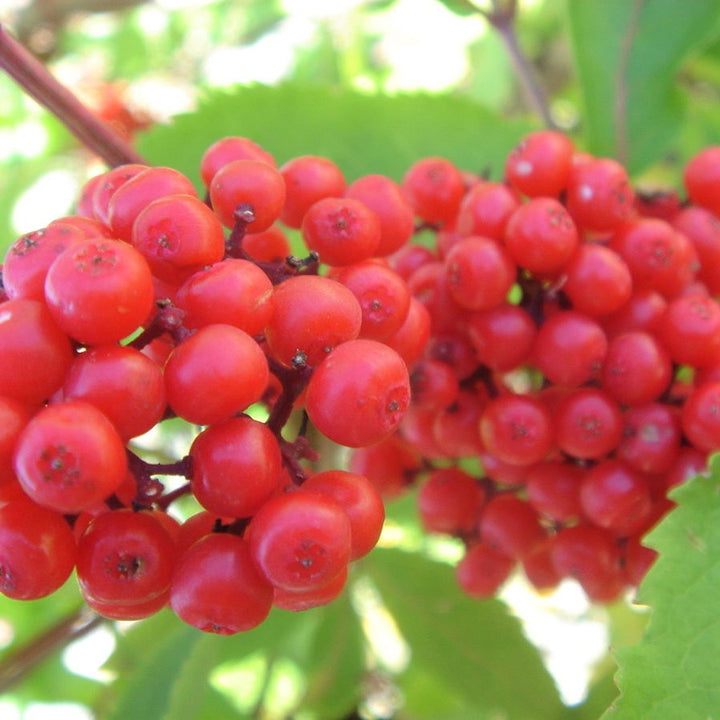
[365, 548, 564, 720]
[136, 83, 533, 188]
[567, 0, 720, 174]
[603, 462, 720, 719]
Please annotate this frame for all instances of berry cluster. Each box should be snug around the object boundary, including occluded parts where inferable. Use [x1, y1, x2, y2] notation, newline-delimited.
[1, 130, 720, 631]
[350, 133, 720, 603]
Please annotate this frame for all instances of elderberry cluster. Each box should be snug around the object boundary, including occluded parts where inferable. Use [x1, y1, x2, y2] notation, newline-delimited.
[1, 131, 720, 632]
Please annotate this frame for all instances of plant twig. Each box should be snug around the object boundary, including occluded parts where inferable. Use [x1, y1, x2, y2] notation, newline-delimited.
[0, 605, 105, 694]
[0, 22, 146, 167]
[481, 0, 556, 129]
[614, 0, 644, 167]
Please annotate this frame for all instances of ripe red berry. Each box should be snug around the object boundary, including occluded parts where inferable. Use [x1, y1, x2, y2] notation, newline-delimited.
[246, 490, 352, 593]
[13, 400, 127, 513]
[170, 532, 273, 634]
[0, 298, 74, 406]
[280, 155, 346, 228]
[505, 130, 574, 198]
[305, 339, 411, 448]
[301, 197, 380, 266]
[263, 274, 362, 368]
[164, 324, 269, 426]
[479, 393, 554, 466]
[301, 470, 385, 560]
[0, 499, 77, 600]
[209, 159, 286, 232]
[190, 415, 282, 518]
[76, 509, 176, 608]
[44, 238, 155, 345]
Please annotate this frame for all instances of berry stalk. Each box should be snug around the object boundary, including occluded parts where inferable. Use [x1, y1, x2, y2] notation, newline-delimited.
[0, 23, 146, 167]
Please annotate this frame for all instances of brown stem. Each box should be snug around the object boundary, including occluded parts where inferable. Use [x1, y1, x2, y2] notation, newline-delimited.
[0, 23, 146, 167]
[0, 605, 105, 694]
[481, 0, 556, 129]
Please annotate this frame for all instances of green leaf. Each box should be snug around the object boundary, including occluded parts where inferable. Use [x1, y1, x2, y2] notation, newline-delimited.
[299, 591, 365, 719]
[365, 548, 564, 720]
[137, 83, 534, 188]
[433, 0, 480, 18]
[567, 0, 720, 174]
[100, 615, 203, 720]
[602, 460, 720, 719]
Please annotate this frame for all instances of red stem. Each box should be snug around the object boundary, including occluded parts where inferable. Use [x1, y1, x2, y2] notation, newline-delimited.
[0, 23, 146, 167]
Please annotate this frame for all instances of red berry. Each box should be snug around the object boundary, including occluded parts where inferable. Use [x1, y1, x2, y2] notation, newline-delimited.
[190, 415, 282, 518]
[13, 401, 127, 513]
[164, 324, 269, 426]
[170, 532, 273, 634]
[209, 159, 286, 232]
[246, 491, 352, 592]
[0, 499, 76, 600]
[305, 339, 411, 448]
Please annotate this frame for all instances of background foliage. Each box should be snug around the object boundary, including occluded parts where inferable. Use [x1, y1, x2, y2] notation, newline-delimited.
[2, 1, 720, 718]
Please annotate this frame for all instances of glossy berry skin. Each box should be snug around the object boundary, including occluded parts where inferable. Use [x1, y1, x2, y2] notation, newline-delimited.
[455, 181, 520, 240]
[658, 293, 720, 368]
[444, 236, 517, 311]
[504, 130, 574, 198]
[301, 197, 380, 266]
[0, 298, 74, 406]
[466, 303, 536, 372]
[273, 565, 348, 612]
[246, 490, 352, 593]
[280, 155, 347, 228]
[3, 223, 85, 301]
[301, 470, 385, 560]
[76, 509, 176, 607]
[562, 244, 633, 317]
[345, 174, 415, 256]
[479, 394, 554, 466]
[416, 467, 484, 537]
[171, 532, 274, 635]
[44, 238, 155, 345]
[200, 136, 276, 186]
[566, 157, 635, 233]
[579, 460, 653, 537]
[305, 339, 411, 448]
[335, 261, 411, 341]
[503, 197, 579, 276]
[479, 494, 544, 559]
[89, 163, 148, 225]
[164, 324, 269, 426]
[0, 397, 33, 484]
[681, 381, 720, 453]
[61, 345, 166, 440]
[456, 542, 514, 599]
[684, 145, 720, 216]
[600, 331, 672, 406]
[401, 156, 466, 224]
[209, 159, 286, 232]
[0, 499, 77, 600]
[13, 401, 127, 513]
[550, 524, 621, 598]
[609, 218, 695, 299]
[526, 460, 583, 522]
[131, 193, 226, 284]
[263, 275, 362, 368]
[190, 415, 282, 518]
[532, 310, 608, 387]
[174, 258, 273, 336]
[554, 388, 623, 460]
